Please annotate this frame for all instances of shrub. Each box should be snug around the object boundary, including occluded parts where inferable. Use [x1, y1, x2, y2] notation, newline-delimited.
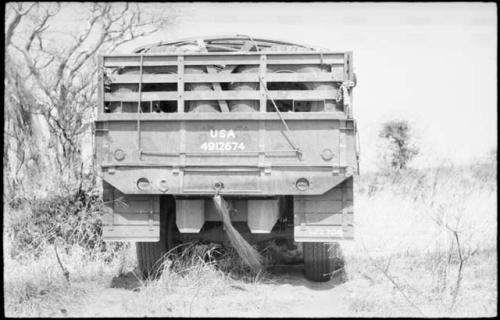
[5, 187, 125, 260]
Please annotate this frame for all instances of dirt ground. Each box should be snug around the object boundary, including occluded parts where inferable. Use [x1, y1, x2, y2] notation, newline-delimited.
[60, 254, 497, 318]
[67, 265, 356, 317]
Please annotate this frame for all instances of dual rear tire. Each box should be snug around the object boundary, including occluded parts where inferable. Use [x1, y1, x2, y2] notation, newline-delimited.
[136, 196, 175, 279]
[303, 242, 345, 282]
[136, 197, 345, 282]
[136, 240, 167, 279]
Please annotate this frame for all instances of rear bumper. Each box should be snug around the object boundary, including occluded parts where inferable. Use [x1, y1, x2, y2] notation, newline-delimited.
[102, 164, 354, 196]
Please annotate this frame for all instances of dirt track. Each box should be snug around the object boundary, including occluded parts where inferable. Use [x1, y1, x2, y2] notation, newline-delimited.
[68, 265, 359, 317]
[57, 250, 497, 318]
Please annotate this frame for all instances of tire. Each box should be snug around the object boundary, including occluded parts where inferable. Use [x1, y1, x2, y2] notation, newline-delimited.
[136, 196, 175, 279]
[303, 242, 344, 282]
[136, 239, 166, 279]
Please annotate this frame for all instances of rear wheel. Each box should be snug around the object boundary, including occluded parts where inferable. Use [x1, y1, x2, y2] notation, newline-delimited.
[303, 242, 344, 282]
[136, 239, 166, 279]
[136, 196, 175, 279]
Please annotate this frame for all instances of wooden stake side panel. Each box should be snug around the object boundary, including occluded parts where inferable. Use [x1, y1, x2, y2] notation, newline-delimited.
[103, 52, 346, 67]
[100, 51, 351, 114]
[102, 182, 161, 241]
[293, 177, 354, 242]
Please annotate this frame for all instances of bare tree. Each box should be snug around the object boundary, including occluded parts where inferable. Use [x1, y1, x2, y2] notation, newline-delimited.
[4, 2, 178, 197]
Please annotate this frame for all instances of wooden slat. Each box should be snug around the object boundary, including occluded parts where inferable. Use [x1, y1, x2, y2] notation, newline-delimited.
[103, 212, 160, 226]
[97, 112, 349, 121]
[105, 50, 347, 57]
[108, 74, 177, 83]
[104, 90, 338, 102]
[303, 212, 354, 225]
[260, 55, 267, 112]
[177, 56, 184, 113]
[102, 225, 159, 242]
[295, 200, 342, 213]
[107, 72, 340, 84]
[293, 225, 347, 241]
[104, 53, 345, 67]
[206, 66, 230, 112]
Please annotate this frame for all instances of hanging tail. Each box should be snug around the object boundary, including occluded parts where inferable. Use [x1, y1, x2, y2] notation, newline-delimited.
[213, 194, 263, 272]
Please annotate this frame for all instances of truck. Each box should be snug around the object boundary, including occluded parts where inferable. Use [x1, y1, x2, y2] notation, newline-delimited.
[94, 35, 358, 282]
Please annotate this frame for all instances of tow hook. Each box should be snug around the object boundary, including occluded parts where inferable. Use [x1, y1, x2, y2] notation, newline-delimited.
[214, 181, 224, 195]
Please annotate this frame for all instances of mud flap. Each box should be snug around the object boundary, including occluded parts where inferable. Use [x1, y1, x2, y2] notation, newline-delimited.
[293, 177, 353, 242]
[247, 199, 280, 233]
[175, 199, 205, 233]
[102, 182, 160, 241]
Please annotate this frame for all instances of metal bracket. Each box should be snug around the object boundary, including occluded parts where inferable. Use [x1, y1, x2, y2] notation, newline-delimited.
[172, 165, 180, 175]
[264, 163, 272, 175]
[148, 198, 154, 231]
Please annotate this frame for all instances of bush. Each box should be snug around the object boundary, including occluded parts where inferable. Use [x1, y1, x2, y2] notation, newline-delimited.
[5, 187, 125, 260]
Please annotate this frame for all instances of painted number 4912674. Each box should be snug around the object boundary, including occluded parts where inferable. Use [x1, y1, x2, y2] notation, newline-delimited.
[200, 141, 245, 151]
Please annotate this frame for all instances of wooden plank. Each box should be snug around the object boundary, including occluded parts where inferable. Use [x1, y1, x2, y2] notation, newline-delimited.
[102, 225, 159, 242]
[177, 56, 184, 113]
[294, 188, 343, 202]
[206, 66, 230, 112]
[297, 200, 343, 213]
[260, 55, 267, 112]
[108, 74, 177, 83]
[302, 212, 354, 225]
[294, 225, 346, 241]
[104, 89, 338, 102]
[199, 38, 231, 112]
[107, 72, 339, 84]
[240, 40, 255, 51]
[97, 112, 349, 121]
[104, 54, 345, 67]
[102, 212, 160, 226]
[105, 51, 348, 57]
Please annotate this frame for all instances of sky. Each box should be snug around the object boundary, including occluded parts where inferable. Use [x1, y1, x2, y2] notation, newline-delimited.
[28, 2, 497, 172]
[121, 2, 498, 171]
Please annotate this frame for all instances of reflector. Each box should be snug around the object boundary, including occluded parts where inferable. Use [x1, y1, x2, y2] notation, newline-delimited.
[296, 178, 310, 191]
[137, 177, 150, 190]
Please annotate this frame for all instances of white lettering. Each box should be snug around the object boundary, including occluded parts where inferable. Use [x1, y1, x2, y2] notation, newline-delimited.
[201, 129, 246, 151]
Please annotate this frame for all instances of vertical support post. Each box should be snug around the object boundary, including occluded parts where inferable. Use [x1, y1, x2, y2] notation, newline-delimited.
[137, 55, 144, 152]
[137, 55, 144, 111]
[99, 121, 110, 164]
[258, 54, 267, 181]
[148, 197, 154, 231]
[177, 55, 185, 113]
[109, 186, 115, 231]
[341, 178, 354, 238]
[259, 54, 267, 113]
[347, 51, 354, 119]
[343, 53, 349, 83]
[335, 120, 341, 174]
[177, 55, 186, 189]
[339, 121, 347, 169]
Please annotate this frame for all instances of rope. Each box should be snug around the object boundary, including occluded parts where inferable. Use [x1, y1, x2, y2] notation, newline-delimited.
[258, 77, 302, 159]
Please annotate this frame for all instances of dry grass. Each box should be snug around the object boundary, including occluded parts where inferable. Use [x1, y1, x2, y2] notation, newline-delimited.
[352, 162, 497, 255]
[341, 161, 497, 317]
[3, 236, 133, 317]
[213, 194, 263, 272]
[3, 161, 497, 317]
[343, 249, 497, 317]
